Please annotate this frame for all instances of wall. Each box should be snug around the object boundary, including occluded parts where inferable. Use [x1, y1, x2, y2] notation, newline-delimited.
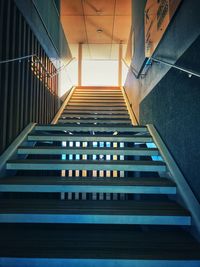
[14, 0, 72, 96]
[140, 36, 200, 201]
[0, 0, 69, 154]
[124, 0, 200, 201]
[125, 0, 200, 117]
[14, 0, 71, 61]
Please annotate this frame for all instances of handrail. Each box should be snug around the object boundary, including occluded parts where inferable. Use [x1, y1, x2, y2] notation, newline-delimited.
[0, 54, 76, 79]
[0, 54, 52, 77]
[49, 57, 76, 78]
[151, 57, 200, 78]
[121, 58, 140, 79]
[0, 123, 36, 177]
[122, 58, 129, 69]
[0, 54, 34, 64]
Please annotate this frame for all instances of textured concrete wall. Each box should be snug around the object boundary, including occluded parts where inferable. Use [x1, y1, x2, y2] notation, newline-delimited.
[140, 36, 200, 201]
[124, 0, 200, 119]
[125, 0, 200, 201]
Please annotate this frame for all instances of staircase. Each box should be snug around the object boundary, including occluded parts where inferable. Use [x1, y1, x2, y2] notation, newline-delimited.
[0, 86, 199, 266]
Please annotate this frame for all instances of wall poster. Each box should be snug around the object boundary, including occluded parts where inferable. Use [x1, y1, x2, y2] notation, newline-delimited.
[145, 0, 182, 57]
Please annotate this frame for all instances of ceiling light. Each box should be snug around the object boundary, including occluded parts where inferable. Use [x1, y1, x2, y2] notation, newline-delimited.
[97, 29, 103, 33]
[96, 10, 102, 15]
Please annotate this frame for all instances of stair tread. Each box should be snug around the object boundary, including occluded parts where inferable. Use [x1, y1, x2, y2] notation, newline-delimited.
[71, 97, 124, 99]
[65, 107, 128, 110]
[69, 100, 125, 103]
[58, 119, 132, 126]
[0, 199, 189, 215]
[0, 176, 175, 187]
[0, 225, 199, 260]
[60, 116, 130, 120]
[35, 124, 147, 131]
[61, 114, 130, 118]
[0, 176, 176, 194]
[68, 104, 126, 107]
[28, 133, 153, 143]
[63, 110, 129, 114]
[6, 159, 166, 172]
[18, 146, 159, 156]
[7, 159, 165, 166]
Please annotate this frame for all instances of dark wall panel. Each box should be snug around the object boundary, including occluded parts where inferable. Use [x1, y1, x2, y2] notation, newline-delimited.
[140, 36, 200, 201]
[0, 0, 60, 154]
[14, 0, 71, 61]
[131, 0, 146, 75]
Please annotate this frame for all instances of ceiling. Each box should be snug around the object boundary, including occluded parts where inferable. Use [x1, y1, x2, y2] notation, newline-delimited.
[60, 0, 132, 60]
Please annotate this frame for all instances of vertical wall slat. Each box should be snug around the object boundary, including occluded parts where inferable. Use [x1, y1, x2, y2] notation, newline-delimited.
[1, 0, 11, 151]
[19, 16, 26, 131]
[0, 0, 59, 154]
[0, 0, 5, 153]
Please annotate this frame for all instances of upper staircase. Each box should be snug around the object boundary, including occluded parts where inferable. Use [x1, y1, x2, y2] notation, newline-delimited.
[0, 86, 199, 266]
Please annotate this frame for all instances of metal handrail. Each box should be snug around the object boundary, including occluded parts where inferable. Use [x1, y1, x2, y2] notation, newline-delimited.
[151, 57, 200, 78]
[0, 54, 76, 79]
[0, 54, 34, 64]
[0, 54, 52, 77]
[49, 57, 76, 78]
[122, 58, 130, 69]
[122, 58, 140, 79]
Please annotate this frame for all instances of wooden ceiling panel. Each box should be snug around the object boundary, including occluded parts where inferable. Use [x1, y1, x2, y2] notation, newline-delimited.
[61, 16, 87, 43]
[61, 0, 83, 15]
[83, 0, 115, 15]
[60, 0, 131, 59]
[116, 0, 132, 15]
[113, 16, 131, 43]
[86, 16, 113, 44]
